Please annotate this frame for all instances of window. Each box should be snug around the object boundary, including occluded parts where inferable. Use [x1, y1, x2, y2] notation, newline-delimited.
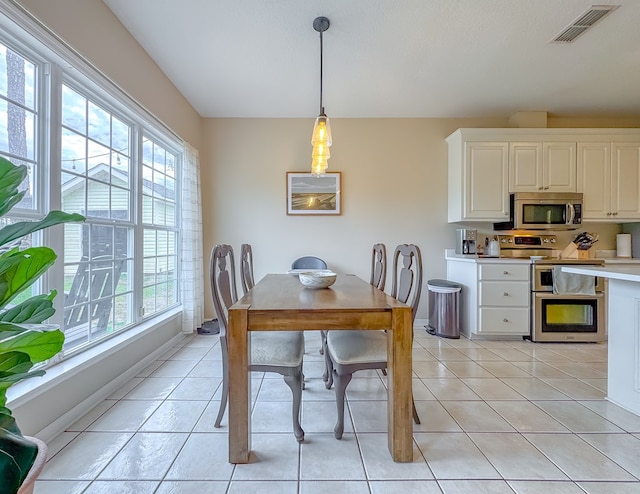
[0, 17, 183, 358]
[142, 136, 178, 317]
[0, 41, 38, 212]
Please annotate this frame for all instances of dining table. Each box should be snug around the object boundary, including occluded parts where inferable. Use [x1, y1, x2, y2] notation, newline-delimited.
[227, 272, 414, 463]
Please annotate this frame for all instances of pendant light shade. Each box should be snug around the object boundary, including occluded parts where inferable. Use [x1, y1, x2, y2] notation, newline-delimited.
[311, 16, 331, 177]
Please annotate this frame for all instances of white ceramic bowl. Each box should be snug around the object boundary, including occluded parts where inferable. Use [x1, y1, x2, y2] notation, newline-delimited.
[298, 270, 337, 289]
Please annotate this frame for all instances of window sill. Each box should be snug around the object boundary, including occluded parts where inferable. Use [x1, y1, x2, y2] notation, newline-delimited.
[7, 306, 183, 408]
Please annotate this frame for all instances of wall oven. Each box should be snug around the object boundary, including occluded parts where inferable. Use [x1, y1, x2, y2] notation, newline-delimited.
[494, 192, 583, 231]
[530, 260, 605, 342]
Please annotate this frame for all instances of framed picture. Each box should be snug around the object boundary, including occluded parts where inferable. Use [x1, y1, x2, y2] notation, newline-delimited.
[286, 172, 341, 215]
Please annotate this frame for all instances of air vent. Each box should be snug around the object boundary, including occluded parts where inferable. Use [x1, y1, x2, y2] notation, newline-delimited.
[551, 5, 619, 43]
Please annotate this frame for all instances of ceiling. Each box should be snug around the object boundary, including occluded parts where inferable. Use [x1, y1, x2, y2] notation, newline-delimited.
[102, 0, 640, 119]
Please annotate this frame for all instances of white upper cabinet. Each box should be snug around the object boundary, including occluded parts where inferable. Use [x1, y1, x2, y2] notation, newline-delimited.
[448, 131, 509, 222]
[577, 142, 611, 219]
[578, 141, 640, 220]
[448, 129, 640, 224]
[510, 142, 576, 192]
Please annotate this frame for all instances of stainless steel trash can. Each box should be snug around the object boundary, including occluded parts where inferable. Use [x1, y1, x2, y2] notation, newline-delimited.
[426, 279, 461, 339]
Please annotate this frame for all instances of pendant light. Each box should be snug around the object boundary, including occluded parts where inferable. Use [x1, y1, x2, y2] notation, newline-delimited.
[311, 16, 332, 177]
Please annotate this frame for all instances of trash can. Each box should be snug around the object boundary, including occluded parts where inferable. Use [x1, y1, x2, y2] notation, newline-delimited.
[426, 279, 461, 339]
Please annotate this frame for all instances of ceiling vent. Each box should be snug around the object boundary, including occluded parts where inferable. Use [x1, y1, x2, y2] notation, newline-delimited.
[551, 5, 619, 43]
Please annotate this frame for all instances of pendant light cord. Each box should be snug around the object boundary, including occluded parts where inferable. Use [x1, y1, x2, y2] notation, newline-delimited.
[319, 29, 324, 116]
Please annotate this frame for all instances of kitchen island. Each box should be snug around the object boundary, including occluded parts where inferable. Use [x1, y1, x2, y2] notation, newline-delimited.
[562, 265, 640, 416]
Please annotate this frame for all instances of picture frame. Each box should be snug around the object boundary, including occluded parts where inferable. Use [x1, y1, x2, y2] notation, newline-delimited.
[286, 172, 341, 215]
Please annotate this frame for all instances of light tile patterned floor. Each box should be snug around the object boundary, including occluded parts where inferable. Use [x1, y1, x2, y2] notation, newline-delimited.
[34, 330, 640, 494]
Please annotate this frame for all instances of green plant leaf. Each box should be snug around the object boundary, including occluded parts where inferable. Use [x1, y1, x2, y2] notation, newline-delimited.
[0, 211, 85, 247]
[0, 328, 64, 364]
[0, 157, 28, 218]
[0, 291, 56, 324]
[0, 247, 57, 309]
[0, 351, 32, 374]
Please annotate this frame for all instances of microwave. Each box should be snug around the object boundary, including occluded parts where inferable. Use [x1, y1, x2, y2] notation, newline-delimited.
[494, 192, 583, 231]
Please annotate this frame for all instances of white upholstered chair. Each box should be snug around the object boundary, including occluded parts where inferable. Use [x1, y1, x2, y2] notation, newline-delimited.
[325, 243, 423, 439]
[210, 244, 305, 441]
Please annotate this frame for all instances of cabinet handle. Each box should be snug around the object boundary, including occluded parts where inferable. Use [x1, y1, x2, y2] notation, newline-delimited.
[538, 186, 544, 190]
[544, 186, 549, 190]
[503, 292, 509, 296]
[503, 271, 509, 275]
[503, 318, 509, 323]
[607, 212, 612, 216]
[613, 212, 618, 216]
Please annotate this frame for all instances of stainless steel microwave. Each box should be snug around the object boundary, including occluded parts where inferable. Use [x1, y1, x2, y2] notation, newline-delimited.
[494, 192, 583, 230]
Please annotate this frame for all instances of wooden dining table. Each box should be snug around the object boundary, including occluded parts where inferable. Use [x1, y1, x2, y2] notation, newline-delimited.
[227, 273, 414, 463]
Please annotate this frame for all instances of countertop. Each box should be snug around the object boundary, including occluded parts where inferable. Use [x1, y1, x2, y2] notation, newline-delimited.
[445, 249, 640, 264]
[562, 265, 640, 283]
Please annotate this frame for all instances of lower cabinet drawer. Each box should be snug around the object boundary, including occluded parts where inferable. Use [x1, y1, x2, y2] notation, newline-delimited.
[478, 307, 529, 335]
[479, 281, 529, 306]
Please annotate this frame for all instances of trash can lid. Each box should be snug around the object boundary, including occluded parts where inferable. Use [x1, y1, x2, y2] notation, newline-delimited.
[427, 279, 462, 293]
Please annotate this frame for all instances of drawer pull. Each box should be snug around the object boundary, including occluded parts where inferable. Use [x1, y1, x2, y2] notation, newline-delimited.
[503, 292, 509, 296]
[503, 318, 509, 323]
[503, 271, 509, 275]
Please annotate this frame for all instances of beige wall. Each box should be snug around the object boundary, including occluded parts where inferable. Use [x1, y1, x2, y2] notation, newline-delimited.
[16, 0, 203, 147]
[201, 116, 640, 320]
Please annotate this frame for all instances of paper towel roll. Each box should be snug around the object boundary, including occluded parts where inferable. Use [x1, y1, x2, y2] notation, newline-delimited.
[617, 233, 632, 258]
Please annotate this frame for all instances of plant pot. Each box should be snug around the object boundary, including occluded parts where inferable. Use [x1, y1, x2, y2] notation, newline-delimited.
[17, 437, 47, 494]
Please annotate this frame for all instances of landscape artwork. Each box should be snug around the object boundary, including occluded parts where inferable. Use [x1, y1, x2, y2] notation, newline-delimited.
[287, 172, 341, 215]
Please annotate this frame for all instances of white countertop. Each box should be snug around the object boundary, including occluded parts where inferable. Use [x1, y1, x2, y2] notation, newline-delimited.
[562, 265, 640, 283]
[446, 249, 640, 265]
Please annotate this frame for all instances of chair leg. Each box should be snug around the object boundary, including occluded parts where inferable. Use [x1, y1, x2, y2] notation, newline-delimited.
[323, 335, 334, 389]
[319, 330, 326, 355]
[333, 370, 352, 440]
[214, 344, 229, 428]
[412, 397, 420, 425]
[283, 371, 305, 442]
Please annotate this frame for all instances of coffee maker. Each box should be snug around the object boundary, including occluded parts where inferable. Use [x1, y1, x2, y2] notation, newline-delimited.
[455, 228, 477, 255]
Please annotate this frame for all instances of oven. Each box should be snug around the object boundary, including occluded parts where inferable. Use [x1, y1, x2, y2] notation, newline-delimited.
[530, 260, 605, 342]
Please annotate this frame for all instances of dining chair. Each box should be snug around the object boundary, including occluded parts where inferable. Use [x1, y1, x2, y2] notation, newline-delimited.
[210, 244, 305, 441]
[291, 255, 328, 355]
[325, 243, 423, 439]
[291, 256, 327, 270]
[240, 243, 255, 295]
[322, 243, 387, 385]
[370, 243, 387, 290]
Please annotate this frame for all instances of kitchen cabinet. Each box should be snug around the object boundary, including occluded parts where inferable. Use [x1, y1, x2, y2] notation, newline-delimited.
[447, 135, 509, 222]
[447, 128, 640, 225]
[509, 142, 576, 192]
[446, 255, 530, 339]
[578, 141, 640, 220]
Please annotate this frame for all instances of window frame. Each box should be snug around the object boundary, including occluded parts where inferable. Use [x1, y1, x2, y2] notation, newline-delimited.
[0, 3, 184, 361]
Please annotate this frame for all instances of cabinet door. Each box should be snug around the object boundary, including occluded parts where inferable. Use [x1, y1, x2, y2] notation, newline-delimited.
[464, 142, 509, 220]
[577, 142, 611, 219]
[509, 142, 542, 192]
[611, 142, 640, 220]
[544, 142, 576, 192]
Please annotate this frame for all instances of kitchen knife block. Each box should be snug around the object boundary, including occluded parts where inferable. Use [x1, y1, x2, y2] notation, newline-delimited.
[560, 243, 591, 259]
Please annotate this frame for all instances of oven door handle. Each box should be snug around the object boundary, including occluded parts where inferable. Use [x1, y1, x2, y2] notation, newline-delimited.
[534, 291, 604, 300]
[567, 202, 575, 225]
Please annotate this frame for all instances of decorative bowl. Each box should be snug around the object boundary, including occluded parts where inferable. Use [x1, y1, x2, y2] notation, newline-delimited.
[298, 270, 337, 289]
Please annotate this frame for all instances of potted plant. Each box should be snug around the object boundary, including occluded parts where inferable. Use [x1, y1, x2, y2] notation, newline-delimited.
[0, 156, 84, 494]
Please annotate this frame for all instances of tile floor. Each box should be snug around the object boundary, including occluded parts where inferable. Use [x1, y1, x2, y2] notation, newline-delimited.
[34, 330, 640, 494]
